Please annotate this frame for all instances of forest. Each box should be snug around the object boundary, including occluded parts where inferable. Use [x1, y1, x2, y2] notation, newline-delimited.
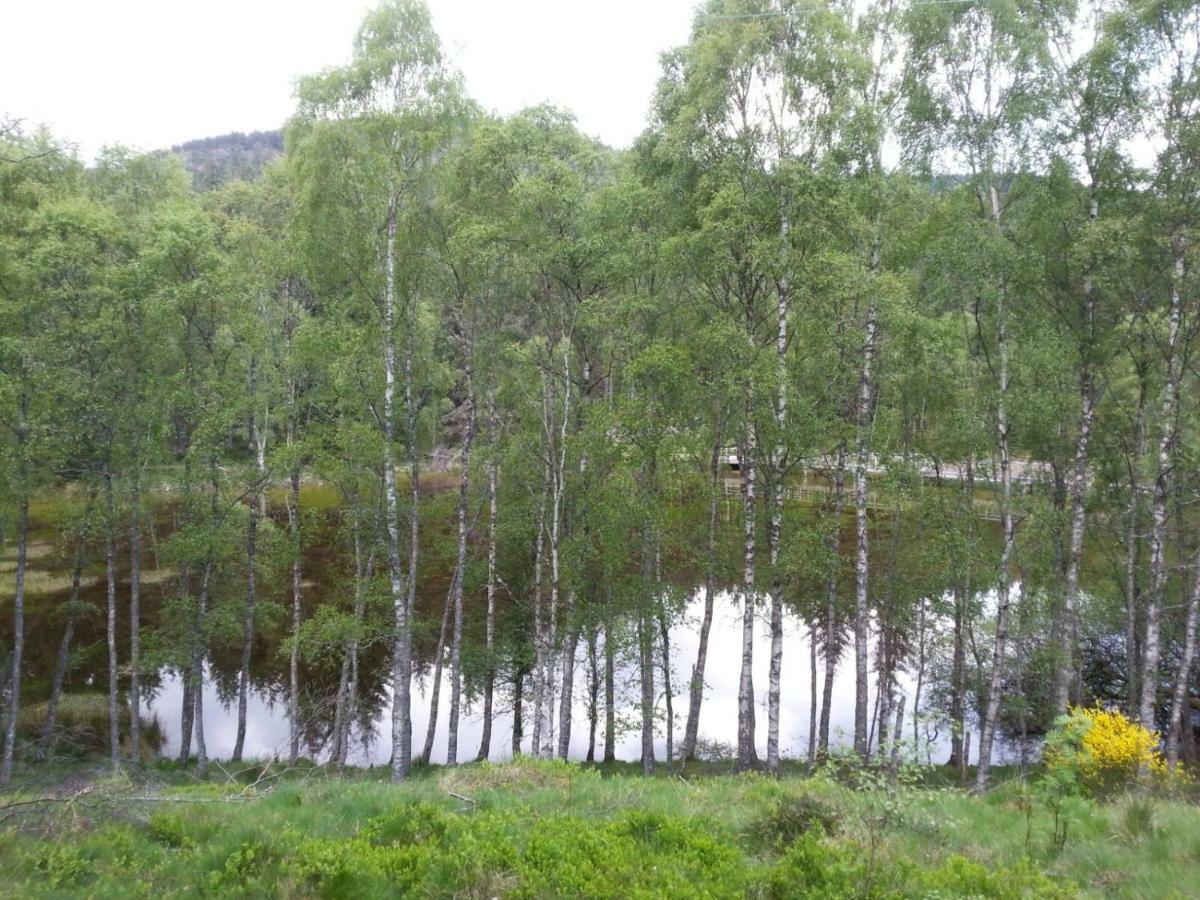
[2, 0, 1200, 896]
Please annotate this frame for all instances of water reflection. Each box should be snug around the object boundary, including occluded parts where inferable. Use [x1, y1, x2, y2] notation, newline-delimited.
[146, 589, 943, 765]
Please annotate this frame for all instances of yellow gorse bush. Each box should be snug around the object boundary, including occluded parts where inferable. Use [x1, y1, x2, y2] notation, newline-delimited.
[1076, 706, 1166, 777]
[1044, 705, 1166, 797]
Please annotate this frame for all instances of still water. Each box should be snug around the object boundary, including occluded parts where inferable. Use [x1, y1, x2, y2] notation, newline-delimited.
[146, 590, 934, 766]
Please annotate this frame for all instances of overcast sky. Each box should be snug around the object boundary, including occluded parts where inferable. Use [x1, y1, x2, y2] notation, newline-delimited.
[2, 0, 700, 160]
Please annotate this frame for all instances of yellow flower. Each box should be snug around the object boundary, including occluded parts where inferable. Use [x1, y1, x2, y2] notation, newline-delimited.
[1045, 706, 1168, 795]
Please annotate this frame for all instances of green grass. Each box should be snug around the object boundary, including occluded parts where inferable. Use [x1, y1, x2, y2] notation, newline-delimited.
[0, 758, 1197, 898]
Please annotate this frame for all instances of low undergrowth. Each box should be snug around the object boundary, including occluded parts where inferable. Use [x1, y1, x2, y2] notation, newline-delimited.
[0, 757, 1197, 898]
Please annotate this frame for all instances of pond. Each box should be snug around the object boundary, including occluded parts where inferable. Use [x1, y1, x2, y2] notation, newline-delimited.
[3, 474, 1029, 768]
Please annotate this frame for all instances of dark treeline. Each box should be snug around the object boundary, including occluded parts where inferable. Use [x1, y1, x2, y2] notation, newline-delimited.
[1, 0, 1198, 792]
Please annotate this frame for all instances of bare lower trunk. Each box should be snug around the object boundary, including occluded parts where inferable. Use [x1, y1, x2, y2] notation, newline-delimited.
[975, 287, 1014, 794]
[586, 630, 599, 763]
[37, 538, 85, 760]
[191, 462, 219, 779]
[556, 608, 578, 760]
[640, 529, 656, 773]
[177, 665, 194, 764]
[105, 470, 120, 772]
[337, 540, 370, 766]
[737, 422, 758, 771]
[889, 695, 906, 778]
[766, 472, 784, 771]
[541, 361, 570, 759]
[1, 399, 28, 785]
[913, 597, 927, 750]
[421, 566, 454, 763]
[766, 237, 790, 771]
[384, 198, 412, 781]
[818, 447, 847, 755]
[807, 623, 818, 769]
[854, 291, 879, 758]
[1140, 239, 1185, 732]
[288, 468, 303, 764]
[232, 479, 258, 763]
[604, 617, 616, 762]
[478, 392, 499, 762]
[1166, 547, 1200, 769]
[1124, 390, 1146, 715]
[683, 441, 721, 761]
[129, 474, 142, 764]
[948, 463, 974, 771]
[1054, 369, 1096, 716]
[447, 372, 477, 765]
[657, 602, 675, 771]
[512, 666, 524, 756]
[192, 557, 211, 779]
[531, 492, 548, 754]
[639, 608, 656, 774]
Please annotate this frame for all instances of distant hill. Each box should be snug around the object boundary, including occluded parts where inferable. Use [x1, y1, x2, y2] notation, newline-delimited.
[171, 130, 283, 190]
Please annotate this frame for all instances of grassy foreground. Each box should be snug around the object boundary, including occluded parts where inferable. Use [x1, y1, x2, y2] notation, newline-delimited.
[1, 757, 1198, 898]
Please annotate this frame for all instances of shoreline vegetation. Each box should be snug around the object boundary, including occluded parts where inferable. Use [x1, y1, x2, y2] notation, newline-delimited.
[1, 756, 1198, 898]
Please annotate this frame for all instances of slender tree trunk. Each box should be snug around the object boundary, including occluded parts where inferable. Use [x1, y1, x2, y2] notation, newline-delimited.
[105, 469, 120, 772]
[586, 629, 599, 763]
[557, 356, 591, 761]
[531, 489, 548, 755]
[1053, 204, 1099, 715]
[1166, 546, 1200, 769]
[232, 472, 258, 763]
[192, 557, 211, 778]
[421, 560, 454, 764]
[913, 596, 927, 750]
[683, 440, 721, 761]
[542, 359, 570, 759]
[766, 231, 790, 772]
[975, 279, 1015, 794]
[447, 369, 476, 765]
[853, 291, 879, 758]
[383, 198, 412, 782]
[948, 462, 973, 771]
[657, 602, 675, 772]
[807, 622, 819, 769]
[818, 446, 847, 755]
[639, 612, 656, 773]
[287, 468, 303, 763]
[556, 607, 579, 760]
[512, 665, 524, 756]
[190, 461, 219, 779]
[604, 616, 616, 763]
[640, 526, 656, 774]
[37, 537, 86, 761]
[737, 421, 758, 771]
[889, 695, 906, 778]
[1124, 381, 1147, 716]
[128, 472, 142, 765]
[1, 395, 29, 785]
[477, 389, 499, 762]
[1140, 236, 1186, 732]
[177, 666, 194, 765]
[338, 539, 371, 766]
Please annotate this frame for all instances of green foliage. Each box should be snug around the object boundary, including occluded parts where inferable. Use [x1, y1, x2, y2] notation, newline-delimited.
[751, 788, 841, 849]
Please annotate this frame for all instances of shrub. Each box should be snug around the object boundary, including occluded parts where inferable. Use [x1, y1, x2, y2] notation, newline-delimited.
[360, 801, 452, 846]
[1044, 706, 1166, 799]
[34, 844, 89, 889]
[753, 790, 841, 849]
[758, 831, 862, 898]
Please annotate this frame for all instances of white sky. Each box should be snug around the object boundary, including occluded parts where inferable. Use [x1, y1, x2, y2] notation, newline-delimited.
[2, 0, 700, 160]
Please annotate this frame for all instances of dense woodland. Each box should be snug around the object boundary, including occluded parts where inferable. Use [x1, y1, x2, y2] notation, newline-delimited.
[2, 0, 1199, 800]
